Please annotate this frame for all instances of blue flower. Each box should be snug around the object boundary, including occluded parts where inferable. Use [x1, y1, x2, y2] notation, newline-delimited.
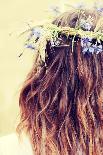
[81, 37, 90, 44]
[82, 41, 102, 54]
[32, 27, 42, 38]
[94, 5, 103, 13]
[84, 22, 92, 31]
[25, 44, 35, 50]
[97, 7, 103, 12]
[82, 45, 95, 54]
[92, 44, 102, 54]
[80, 19, 92, 31]
[81, 37, 103, 54]
[82, 47, 89, 54]
[27, 27, 43, 41]
[97, 45, 103, 53]
[81, 37, 92, 47]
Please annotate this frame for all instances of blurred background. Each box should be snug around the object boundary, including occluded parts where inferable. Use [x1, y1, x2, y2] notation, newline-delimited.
[0, 0, 102, 137]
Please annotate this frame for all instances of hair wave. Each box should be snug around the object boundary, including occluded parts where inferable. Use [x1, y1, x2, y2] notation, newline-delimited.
[17, 9, 103, 155]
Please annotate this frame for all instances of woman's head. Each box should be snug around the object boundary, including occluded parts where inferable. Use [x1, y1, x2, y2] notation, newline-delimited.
[17, 8, 103, 155]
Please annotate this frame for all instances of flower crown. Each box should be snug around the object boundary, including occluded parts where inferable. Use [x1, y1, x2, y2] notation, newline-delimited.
[19, 7, 103, 64]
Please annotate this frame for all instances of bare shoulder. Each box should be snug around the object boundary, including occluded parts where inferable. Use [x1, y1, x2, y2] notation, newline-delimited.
[0, 133, 34, 155]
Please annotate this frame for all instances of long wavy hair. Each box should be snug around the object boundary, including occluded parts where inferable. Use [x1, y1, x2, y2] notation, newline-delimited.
[17, 8, 103, 155]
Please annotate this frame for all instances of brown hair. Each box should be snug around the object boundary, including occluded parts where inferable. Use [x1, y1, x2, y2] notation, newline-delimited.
[17, 8, 103, 155]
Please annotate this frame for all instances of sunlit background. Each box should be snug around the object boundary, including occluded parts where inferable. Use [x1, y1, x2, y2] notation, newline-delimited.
[0, 0, 103, 137]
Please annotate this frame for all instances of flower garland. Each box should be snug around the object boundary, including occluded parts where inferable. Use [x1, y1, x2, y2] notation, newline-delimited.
[20, 22, 103, 63]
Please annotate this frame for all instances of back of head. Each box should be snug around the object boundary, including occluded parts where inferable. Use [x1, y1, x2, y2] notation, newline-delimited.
[17, 8, 103, 155]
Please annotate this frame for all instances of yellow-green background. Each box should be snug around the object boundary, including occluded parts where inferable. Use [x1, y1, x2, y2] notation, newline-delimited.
[0, 0, 102, 137]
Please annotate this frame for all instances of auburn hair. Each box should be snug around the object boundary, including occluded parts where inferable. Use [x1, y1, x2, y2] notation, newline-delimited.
[17, 8, 103, 155]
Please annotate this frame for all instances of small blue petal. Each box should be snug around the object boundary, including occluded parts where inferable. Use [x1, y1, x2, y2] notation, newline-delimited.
[82, 38, 90, 44]
[89, 47, 95, 53]
[82, 47, 89, 54]
[98, 45, 102, 49]
[31, 27, 43, 38]
[81, 38, 92, 50]
[84, 23, 92, 31]
[96, 46, 103, 54]
[97, 7, 103, 12]
[96, 50, 101, 54]
[87, 41, 91, 47]
[25, 44, 35, 50]
[80, 20, 92, 31]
